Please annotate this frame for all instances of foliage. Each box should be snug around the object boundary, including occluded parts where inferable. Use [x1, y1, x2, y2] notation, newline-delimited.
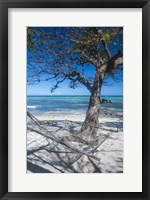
[27, 27, 123, 93]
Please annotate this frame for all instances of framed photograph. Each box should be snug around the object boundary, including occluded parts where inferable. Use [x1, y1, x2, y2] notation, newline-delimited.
[0, 0, 149, 199]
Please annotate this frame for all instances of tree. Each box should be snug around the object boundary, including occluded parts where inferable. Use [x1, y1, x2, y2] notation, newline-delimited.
[27, 27, 123, 142]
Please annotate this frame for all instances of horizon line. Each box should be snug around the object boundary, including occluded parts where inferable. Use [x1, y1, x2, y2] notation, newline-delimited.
[27, 94, 123, 96]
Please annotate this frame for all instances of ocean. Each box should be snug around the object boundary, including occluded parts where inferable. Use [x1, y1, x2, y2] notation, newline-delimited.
[27, 95, 123, 114]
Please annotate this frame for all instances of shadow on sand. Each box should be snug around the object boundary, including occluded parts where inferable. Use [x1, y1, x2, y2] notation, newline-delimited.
[27, 161, 52, 173]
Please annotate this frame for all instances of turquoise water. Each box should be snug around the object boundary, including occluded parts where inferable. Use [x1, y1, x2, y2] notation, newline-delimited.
[27, 95, 123, 114]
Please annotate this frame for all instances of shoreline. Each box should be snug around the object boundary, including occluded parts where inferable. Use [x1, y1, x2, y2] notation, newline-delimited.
[27, 106, 123, 121]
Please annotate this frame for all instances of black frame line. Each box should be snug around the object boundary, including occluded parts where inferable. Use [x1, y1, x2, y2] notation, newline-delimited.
[0, 0, 149, 200]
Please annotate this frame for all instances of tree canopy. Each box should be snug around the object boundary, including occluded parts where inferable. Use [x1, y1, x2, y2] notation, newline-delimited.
[27, 27, 123, 93]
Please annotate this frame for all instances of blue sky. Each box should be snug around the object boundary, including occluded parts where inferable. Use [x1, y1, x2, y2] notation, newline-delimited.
[27, 77, 123, 96]
[27, 27, 123, 96]
[27, 63, 123, 96]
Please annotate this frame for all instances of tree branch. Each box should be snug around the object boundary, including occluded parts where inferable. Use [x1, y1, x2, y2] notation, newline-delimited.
[99, 50, 123, 79]
[106, 50, 123, 74]
[51, 77, 66, 93]
[65, 61, 93, 92]
[98, 29, 111, 60]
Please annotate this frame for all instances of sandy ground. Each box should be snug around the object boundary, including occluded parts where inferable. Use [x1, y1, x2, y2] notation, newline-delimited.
[27, 109, 123, 173]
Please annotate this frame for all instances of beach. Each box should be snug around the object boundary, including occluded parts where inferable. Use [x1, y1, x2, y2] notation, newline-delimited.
[27, 96, 123, 173]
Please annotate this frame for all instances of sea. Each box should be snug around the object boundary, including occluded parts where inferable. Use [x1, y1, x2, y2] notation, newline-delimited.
[27, 95, 123, 114]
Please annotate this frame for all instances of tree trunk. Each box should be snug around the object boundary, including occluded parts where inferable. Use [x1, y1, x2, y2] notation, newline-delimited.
[80, 73, 102, 142]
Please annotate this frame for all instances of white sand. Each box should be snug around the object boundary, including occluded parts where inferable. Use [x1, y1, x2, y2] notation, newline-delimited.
[27, 110, 123, 173]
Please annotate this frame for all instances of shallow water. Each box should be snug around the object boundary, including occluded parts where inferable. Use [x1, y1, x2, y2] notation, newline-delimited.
[27, 95, 123, 114]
